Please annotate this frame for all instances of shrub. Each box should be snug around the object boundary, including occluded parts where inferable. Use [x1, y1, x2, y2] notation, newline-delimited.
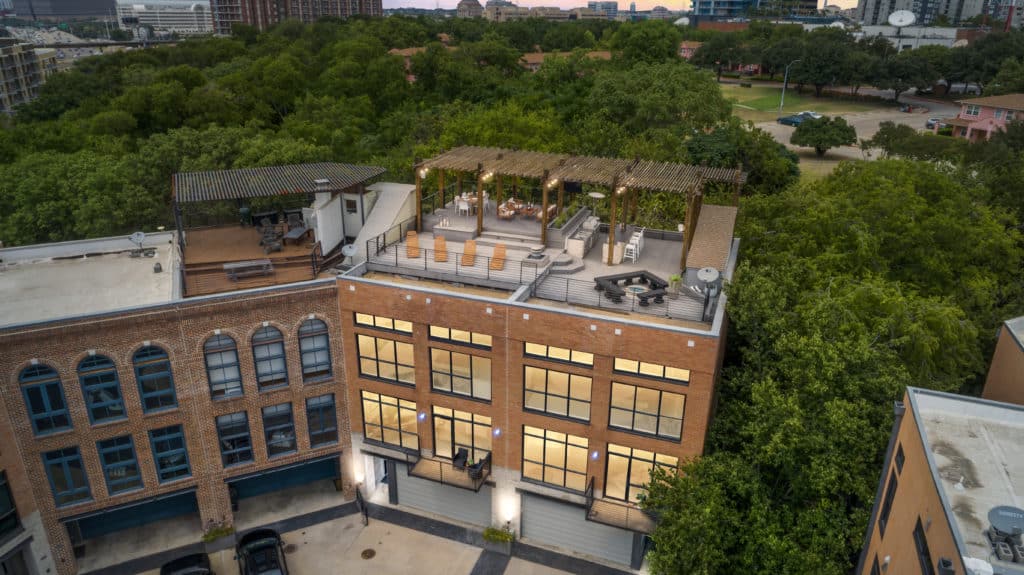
[483, 526, 515, 543]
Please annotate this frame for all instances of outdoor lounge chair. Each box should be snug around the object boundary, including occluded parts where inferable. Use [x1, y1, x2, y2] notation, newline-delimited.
[434, 235, 448, 263]
[461, 240, 477, 266]
[406, 230, 420, 258]
[497, 205, 515, 220]
[489, 243, 506, 271]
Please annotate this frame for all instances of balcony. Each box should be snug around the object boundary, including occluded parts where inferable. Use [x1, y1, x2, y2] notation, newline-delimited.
[584, 477, 656, 534]
[406, 451, 492, 492]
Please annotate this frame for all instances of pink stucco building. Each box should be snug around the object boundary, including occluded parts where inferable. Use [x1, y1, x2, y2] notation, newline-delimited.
[940, 93, 1024, 141]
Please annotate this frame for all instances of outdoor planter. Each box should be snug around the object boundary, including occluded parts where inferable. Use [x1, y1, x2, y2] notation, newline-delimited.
[482, 526, 515, 556]
[202, 523, 236, 553]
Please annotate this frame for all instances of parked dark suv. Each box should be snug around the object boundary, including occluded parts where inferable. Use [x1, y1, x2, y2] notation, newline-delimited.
[159, 553, 213, 575]
[236, 529, 289, 575]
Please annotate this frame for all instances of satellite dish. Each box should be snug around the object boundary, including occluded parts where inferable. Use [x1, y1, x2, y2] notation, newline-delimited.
[129, 231, 146, 249]
[340, 243, 357, 267]
[674, 16, 690, 26]
[952, 38, 968, 47]
[888, 9, 916, 27]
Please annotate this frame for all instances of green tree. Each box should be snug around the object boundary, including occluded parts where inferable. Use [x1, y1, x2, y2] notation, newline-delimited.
[790, 116, 856, 157]
[986, 57, 1024, 95]
[608, 20, 682, 64]
[793, 27, 853, 97]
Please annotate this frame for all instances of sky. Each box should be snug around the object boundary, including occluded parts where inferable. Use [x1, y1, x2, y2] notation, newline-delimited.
[383, 0, 859, 13]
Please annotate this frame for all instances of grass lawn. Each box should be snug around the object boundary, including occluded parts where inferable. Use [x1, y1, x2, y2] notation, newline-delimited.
[721, 84, 892, 123]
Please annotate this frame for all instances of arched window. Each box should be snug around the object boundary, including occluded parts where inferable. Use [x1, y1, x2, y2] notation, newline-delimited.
[133, 346, 177, 412]
[204, 335, 242, 399]
[78, 355, 126, 423]
[252, 326, 288, 390]
[299, 319, 332, 382]
[20, 364, 71, 435]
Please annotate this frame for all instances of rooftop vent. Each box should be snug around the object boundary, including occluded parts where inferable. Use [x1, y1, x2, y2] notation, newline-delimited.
[313, 178, 331, 191]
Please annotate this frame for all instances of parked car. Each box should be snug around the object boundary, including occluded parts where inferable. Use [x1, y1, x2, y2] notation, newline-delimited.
[796, 110, 822, 119]
[236, 529, 288, 575]
[777, 112, 818, 126]
[159, 553, 213, 575]
[925, 118, 945, 130]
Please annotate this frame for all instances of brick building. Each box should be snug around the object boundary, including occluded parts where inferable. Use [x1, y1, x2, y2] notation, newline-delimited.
[210, 0, 382, 35]
[1, 153, 743, 573]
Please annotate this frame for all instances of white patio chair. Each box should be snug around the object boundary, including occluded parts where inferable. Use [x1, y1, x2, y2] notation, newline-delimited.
[623, 242, 638, 263]
[457, 199, 471, 217]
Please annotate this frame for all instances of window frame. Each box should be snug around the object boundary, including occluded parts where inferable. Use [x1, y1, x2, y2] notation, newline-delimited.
[252, 326, 289, 391]
[428, 325, 492, 349]
[356, 334, 416, 386]
[133, 346, 177, 413]
[299, 319, 332, 382]
[879, 469, 898, 538]
[149, 425, 191, 483]
[360, 390, 418, 452]
[262, 403, 296, 458]
[43, 447, 91, 507]
[204, 334, 244, 399]
[895, 443, 905, 474]
[0, 472, 21, 540]
[603, 443, 678, 503]
[78, 355, 127, 424]
[521, 425, 589, 492]
[913, 517, 935, 575]
[613, 357, 689, 385]
[964, 104, 980, 116]
[430, 347, 491, 401]
[20, 365, 72, 436]
[97, 435, 143, 495]
[523, 342, 593, 366]
[354, 313, 413, 334]
[608, 382, 685, 441]
[432, 406, 491, 463]
[306, 394, 339, 447]
[216, 412, 254, 467]
[522, 365, 591, 422]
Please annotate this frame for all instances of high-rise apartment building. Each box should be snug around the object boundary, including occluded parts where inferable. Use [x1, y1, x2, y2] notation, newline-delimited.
[12, 0, 114, 20]
[210, 0, 380, 35]
[0, 39, 57, 114]
[856, 0, 984, 25]
[587, 0, 619, 18]
[116, 0, 214, 35]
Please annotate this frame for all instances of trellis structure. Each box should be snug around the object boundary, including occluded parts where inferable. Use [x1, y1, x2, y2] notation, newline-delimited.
[414, 147, 747, 269]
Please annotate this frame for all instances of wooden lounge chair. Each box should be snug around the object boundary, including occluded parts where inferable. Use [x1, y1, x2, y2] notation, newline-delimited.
[489, 243, 506, 271]
[406, 230, 420, 259]
[434, 235, 448, 263]
[461, 240, 477, 266]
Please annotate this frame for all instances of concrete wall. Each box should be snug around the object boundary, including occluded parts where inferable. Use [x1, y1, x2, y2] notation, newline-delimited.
[983, 322, 1024, 406]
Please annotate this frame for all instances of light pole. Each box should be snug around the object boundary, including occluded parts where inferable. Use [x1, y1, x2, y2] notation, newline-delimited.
[779, 59, 802, 114]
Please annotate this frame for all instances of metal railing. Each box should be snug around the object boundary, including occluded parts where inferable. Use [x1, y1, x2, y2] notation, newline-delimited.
[354, 483, 369, 526]
[531, 274, 706, 322]
[405, 452, 492, 492]
[584, 477, 657, 534]
[366, 216, 417, 257]
[311, 241, 323, 277]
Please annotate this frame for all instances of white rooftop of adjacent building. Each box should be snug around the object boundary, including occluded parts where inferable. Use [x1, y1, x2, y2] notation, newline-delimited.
[1006, 316, 1024, 348]
[909, 388, 1024, 574]
[0, 232, 177, 328]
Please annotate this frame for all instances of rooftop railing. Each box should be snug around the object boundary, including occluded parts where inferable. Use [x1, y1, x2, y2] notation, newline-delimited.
[530, 273, 707, 323]
[406, 451, 492, 492]
[584, 477, 657, 534]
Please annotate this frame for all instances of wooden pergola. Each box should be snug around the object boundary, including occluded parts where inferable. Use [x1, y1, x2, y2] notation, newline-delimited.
[414, 147, 747, 269]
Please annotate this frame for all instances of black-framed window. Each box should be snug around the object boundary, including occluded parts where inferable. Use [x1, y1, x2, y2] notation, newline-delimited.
[133, 346, 177, 412]
[43, 447, 91, 507]
[306, 394, 338, 447]
[97, 435, 143, 495]
[0, 472, 20, 539]
[430, 348, 491, 400]
[605, 443, 678, 503]
[429, 325, 492, 349]
[521, 425, 588, 492]
[252, 326, 288, 390]
[879, 470, 898, 537]
[299, 319, 332, 382]
[609, 382, 685, 440]
[433, 406, 491, 462]
[355, 313, 413, 334]
[523, 342, 593, 366]
[895, 443, 905, 474]
[262, 403, 296, 458]
[216, 412, 253, 467]
[78, 355, 127, 423]
[361, 390, 418, 450]
[913, 517, 935, 575]
[613, 357, 689, 384]
[204, 334, 243, 399]
[20, 364, 71, 435]
[870, 555, 880, 575]
[523, 366, 591, 421]
[357, 334, 415, 385]
[150, 425, 191, 483]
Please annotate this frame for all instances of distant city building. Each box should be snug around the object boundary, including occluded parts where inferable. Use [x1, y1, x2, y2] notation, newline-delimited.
[116, 0, 213, 35]
[568, 6, 605, 18]
[855, 0, 984, 25]
[650, 5, 669, 18]
[0, 39, 57, 114]
[12, 0, 114, 20]
[587, 0, 618, 19]
[483, 0, 528, 20]
[0, 0, 13, 12]
[530, 6, 569, 19]
[210, 0, 381, 35]
[692, 0, 754, 17]
[456, 0, 483, 17]
[938, 94, 1024, 141]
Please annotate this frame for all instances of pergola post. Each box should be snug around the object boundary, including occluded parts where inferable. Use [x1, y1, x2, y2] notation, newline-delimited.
[414, 162, 422, 232]
[496, 175, 504, 205]
[679, 181, 704, 271]
[476, 163, 484, 236]
[438, 170, 445, 212]
[457, 173, 463, 198]
[541, 170, 550, 245]
[557, 181, 564, 216]
[606, 176, 618, 266]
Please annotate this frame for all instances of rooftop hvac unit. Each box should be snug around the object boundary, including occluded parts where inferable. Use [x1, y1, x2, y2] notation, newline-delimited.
[937, 557, 956, 575]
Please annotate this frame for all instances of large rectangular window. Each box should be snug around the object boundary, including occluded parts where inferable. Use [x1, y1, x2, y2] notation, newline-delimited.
[913, 517, 935, 575]
[604, 444, 678, 503]
[299, 319, 332, 382]
[150, 425, 191, 483]
[0, 472, 20, 539]
[22, 379, 71, 436]
[355, 313, 413, 334]
[433, 406, 491, 463]
[609, 383, 685, 440]
[523, 366, 591, 421]
[429, 325, 492, 349]
[361, 391, 418, 451]
[522, 426, 588, 492]
[965, 104, 980, 116]
[614, 357, 689, 384]
[252, 326, 288, 390]
[78, 356, 126, 423]
[262, 403, 296, 458]
[879, 470, 898, 537]
[430, 349, 491, 400]
[357, 335, 415, 385]
[306, 394, 338, 447]
[523, 342, 593, 366]
[97, 435, 143, 495]
[43, 447, 91, 507]
[133, 346, 177, 412]
[216, 412, 253, 467]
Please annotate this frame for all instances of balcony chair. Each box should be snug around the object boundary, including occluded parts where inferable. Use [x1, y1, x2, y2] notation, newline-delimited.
[452, 447, 469, 469]
[406, 230, 420, 259]
[461, 240, 477, 267]
[489, 243, 506, 271]
[434, 234, 448, 263]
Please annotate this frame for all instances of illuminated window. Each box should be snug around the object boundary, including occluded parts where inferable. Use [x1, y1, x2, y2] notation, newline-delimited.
[433, 406, 491, 462]
[522, 426, 588, 491]
[430, 348, 491, 400]
[613, 357, 689, 384]
[429, 325, 492, 349]
[604, 444, 677, 503]
[523, 342, 593, 366]
[361, 391, 418, 451]
[609, 383, 685, 440]
[355, 313, 413, 334]
[523, 366, 590, 421]
[357, 334, 415, 385]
